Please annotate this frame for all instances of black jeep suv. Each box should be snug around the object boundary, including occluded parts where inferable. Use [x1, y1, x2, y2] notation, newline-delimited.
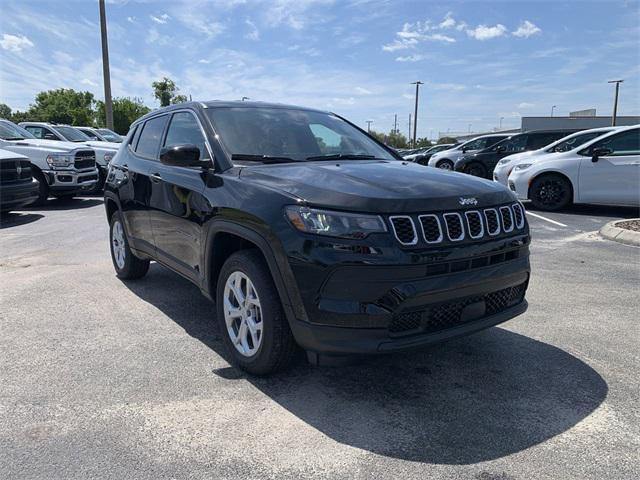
[105, 101, 530, 375]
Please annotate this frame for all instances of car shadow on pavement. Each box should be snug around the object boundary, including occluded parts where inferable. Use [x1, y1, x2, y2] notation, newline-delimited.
[0, 212, 44, 229]
[124, 263, 608, 465]
[24, 197, 103, 211]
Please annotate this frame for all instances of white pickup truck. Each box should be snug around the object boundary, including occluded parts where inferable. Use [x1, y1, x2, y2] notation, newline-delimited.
[0, 119, 98, 204]
[19, 121, 119, 192]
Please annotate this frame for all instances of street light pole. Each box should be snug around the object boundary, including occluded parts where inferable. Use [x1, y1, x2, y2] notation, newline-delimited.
[99, 0, 113, 130]
[410, 81, 423, 147]
[608, 80, 623, 126]
[241, 96, 249, 101]
[499, 117, 504, 129]
[408, 113, 412, 140]
[551, 105, 556, 117]
[366, 120, 373, 133]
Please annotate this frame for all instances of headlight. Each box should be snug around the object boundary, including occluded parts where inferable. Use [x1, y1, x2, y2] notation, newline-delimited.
[498, 158, 512, 166]
[46, 154, 74, 167]
[285, 206, 387, 239]
[513, 163, 533, 171]
[104, 152, 115, 163]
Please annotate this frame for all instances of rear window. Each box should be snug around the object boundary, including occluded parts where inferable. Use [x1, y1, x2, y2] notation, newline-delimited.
[135, 115, 168, 158]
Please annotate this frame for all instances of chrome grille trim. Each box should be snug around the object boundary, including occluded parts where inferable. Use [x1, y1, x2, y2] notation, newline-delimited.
[500, 206, 514, 233]
[512, 203, 525, 229]
[418, 214, 443, 243]
[484, 208, 501, 236]
[443, 213, 465, 242]
[389, 215, 418, 246]
[464, 210, 484, 239]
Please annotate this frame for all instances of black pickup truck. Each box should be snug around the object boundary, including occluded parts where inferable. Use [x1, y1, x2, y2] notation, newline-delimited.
[104, 101, 531, 375]
[0, 149, 39, 213]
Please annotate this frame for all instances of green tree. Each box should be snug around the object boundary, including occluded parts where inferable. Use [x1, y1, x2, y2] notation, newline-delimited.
[95, 97, 151, 134]
[368, 130, 386, 143]
[438, 136, 457, 144]
[386, 131, 409, 149]
[415, 137, 432, 148]
[0, 103, 12, 119]
[28, 88, 95, 125]
[152, 77, 188, 107]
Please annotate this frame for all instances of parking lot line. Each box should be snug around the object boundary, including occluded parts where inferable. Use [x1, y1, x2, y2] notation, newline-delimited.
[526, 211, 568, 227]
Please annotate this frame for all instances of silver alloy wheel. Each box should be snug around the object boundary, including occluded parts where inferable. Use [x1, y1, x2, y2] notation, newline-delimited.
[223, 271, 263, 357]
[438, 161, 453, 170]
[112, 220, 126, 270]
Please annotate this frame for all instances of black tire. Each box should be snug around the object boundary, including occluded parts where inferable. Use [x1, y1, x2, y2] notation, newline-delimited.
[216, 250, 298, 376]
[529, 174, 573, 211]
[465, 162, 487, 178]
[436, 159, 454, 170]
[109, 211, 149, 279]
[32, 171, 49, 206]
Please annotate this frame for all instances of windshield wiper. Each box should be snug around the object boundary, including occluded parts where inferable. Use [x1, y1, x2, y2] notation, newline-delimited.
[305, 154, 377, 161]
[231, 154, 299, 164]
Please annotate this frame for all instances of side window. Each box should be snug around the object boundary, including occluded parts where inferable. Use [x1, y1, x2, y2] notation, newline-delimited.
[25, 126, 43, 138]
[135, 115, 168, 159]
[128, 124, 141, 149]
[498, 135, 527, 152]
[83, 129, 100, 140]
[163, 112, 210, 160]
[591, 129, 640, 156]
[528, 133, 560, 149]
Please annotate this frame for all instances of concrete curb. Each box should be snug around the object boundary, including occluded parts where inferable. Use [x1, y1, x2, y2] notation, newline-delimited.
[599, 219, 640, 247]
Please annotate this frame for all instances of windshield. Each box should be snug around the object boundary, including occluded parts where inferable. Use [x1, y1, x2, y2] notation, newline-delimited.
[0, 120, 36, 140]
[80, 129, 101, 140]
[549, 131, 613, 153]
[98, 129, 123, 142]
[56, 126, 91, 142]
[206, 107, 396, 162]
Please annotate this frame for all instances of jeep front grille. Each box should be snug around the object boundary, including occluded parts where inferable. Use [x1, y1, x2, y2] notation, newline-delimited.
[388, 203, 526, 246]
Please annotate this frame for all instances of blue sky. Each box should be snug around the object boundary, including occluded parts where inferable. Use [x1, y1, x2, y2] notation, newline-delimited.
[1, 0, 639, 138]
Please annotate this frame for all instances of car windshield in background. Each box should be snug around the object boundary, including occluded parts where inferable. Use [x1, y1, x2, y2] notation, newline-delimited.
[550, 131, 612, 152]
[206, 107, 396, 163]
[97, 129, 123, 142]
[0, 121, 36, 140]
[56, 126, 91, 142]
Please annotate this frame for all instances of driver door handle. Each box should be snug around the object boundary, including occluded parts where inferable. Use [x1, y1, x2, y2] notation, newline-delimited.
[150, 172, 162, 183]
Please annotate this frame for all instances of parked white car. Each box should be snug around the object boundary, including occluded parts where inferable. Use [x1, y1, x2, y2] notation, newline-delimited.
[493, 127, 619, 186]
[76, 126, 124, 143]
[428, 134, 510, 170]
[508, 125, 640, 210]
[19, 122, 119, 191]
[0, 119, 98, 204]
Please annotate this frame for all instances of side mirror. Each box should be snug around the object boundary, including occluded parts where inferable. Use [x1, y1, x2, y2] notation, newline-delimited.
[462, 147, 468, 153]
[159, 144, 203, 167]
[496, 145, 506, 153]
[591, 147, 612, 162]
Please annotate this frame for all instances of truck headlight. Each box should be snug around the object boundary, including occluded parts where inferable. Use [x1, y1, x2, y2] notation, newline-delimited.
[104, 152, 115, 163]
[46, 154, 74, 167]
[513, 163, 532, 171]
[285, 206, 387, 239]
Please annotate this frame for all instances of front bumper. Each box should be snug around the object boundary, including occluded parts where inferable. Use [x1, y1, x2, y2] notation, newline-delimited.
[493, 164, 512, 186]
[44, 168, 99, 191]
[507, 171, 531, 201]
[286, 234, 530, 355]
[0, 179, 39, 211]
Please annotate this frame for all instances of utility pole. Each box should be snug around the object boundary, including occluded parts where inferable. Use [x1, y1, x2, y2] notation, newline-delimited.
[99, 0, 113, 130]
[410, 81, 423, 147]
[393, 114, 398, 135]
[499, 117, 504, 129]
[408, 114, 412, 144]
[608, 80, 623, 126]
[366, 120, 373, 132]
[468, 123, 472, 133]
[551, 105, 556, 117]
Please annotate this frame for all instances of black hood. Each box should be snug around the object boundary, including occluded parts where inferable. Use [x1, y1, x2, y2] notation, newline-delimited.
[239, 160, 514, 213]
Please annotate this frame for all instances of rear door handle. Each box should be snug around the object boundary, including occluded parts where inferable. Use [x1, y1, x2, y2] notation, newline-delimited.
[150, 172, 162, 183]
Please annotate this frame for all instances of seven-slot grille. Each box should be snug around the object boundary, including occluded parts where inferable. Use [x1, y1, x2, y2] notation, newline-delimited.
[388, 203, 525, 246]
[74, 150, 96, 170]
[0, 159, 32, 184]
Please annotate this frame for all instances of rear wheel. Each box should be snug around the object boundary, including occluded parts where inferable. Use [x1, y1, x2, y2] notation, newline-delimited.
[109, 211, 150, 279]
[216, 250, 298, 375]
[436, 159, 454, 170]
[465, 162, 487, 178]
[33, 171, 49, 206]
[529, 174, 572, 211]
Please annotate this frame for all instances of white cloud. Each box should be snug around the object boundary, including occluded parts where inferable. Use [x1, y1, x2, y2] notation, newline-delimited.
[518, 102, 535, 109]
[513, 20, 541, 38]
[150, 13, 170, 24]
[428, 33, 455, 43]
[127, 16, 136, 23]
[355, 86, 372, 95]
[439, 13, 456, 29]
[466, 24, 508, 40]
[53, 51, 73, 63]
[383, 19, 456, 51]
[81, 78, 98, 87]
[0, 33, 34, 52]
[395, 54, 425, 62]
[245, 19, 260, 40]
[198, 59, 211, 64]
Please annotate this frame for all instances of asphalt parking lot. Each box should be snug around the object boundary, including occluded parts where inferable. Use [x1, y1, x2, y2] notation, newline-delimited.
[1, 198, 639, 479]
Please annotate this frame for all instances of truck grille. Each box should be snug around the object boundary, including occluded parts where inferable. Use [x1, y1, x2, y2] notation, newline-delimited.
[74, 150, 96, 170]
[0, 159, 32, 184]
[388, 281, 527, 336]
[388, 203, 525, 246]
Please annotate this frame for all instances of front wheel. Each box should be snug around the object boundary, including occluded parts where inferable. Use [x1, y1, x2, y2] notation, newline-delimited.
[33, 172, 49, 206]
[436, 159, 454, 170]
[109, 211, 149, 279]
[465, 162, 487, 178]
[216, 250, 298, 375]
[529, 174, 572, 211]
